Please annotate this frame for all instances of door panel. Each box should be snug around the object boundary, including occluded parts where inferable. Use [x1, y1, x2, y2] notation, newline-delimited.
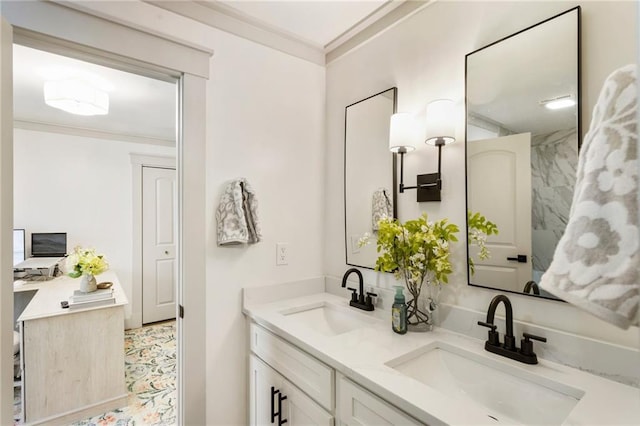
[142, 166, 177, 324]
[468, 133, 532, 293]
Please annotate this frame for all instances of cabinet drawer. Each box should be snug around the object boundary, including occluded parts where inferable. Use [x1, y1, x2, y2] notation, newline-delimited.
[337, 376, 423, 425]
[250, 323, 334, 411]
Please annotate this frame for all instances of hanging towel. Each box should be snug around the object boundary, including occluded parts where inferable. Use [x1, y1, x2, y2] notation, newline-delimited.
[372, 188, 393, 232]
[216, 178, 262, 246]
[540, 64, 638, 329]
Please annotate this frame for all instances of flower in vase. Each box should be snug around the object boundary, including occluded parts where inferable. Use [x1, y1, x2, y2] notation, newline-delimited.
[368, 212, 497, 328]
[66, 246, 109, 278]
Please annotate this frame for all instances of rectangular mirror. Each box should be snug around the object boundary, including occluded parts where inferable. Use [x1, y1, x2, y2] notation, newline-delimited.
[344, 87, 397, 268]
[465, 7, 581, 300]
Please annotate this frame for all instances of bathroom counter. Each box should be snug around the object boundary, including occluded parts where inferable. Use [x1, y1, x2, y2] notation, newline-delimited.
[243, 282, 640, 425]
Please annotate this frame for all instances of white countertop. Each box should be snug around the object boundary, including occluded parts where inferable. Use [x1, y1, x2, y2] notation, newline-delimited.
[243, 289, 640, 425]
[16, 271, 128, 322]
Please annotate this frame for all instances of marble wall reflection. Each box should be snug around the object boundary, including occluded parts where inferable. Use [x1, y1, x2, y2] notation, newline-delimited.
[531, 128, 578, 281]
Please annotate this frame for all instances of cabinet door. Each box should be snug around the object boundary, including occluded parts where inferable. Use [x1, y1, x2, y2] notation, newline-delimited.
[337, 377, 423, 426]
[250, 354, 284, 426]
[250, 355, 333, 426]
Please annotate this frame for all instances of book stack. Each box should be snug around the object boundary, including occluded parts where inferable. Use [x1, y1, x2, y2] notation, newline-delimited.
[69, 288, 115, 310]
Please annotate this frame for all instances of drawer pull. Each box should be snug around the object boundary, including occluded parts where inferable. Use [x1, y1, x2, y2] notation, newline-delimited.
[270, 386, 287, 425]
[278, 393, 288, 425]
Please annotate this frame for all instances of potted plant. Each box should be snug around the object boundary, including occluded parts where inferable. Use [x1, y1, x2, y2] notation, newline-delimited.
[66, 246, 109, 293]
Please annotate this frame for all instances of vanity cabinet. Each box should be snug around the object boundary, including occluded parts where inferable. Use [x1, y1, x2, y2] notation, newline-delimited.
[337, 376, 422, 426]
[248, 322, 422, 426]
[250, 355, 333, 425]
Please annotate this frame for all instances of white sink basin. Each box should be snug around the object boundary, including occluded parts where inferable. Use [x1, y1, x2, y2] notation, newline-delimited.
[279, 302, 374, 336]
[386, 341, 584, 425]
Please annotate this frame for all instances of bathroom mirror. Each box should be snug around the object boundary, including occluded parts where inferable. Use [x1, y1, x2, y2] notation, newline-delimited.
[465, 7, 580, 300]
[344, 87, 397, 268]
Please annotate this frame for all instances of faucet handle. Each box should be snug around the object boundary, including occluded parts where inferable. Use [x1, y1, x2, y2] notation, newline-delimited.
[477, 321, 500, 346]
[347, 287, 358, 302]
[521, 332, 547, 356]
[365, 292, 377, 308]
[477, 321, 496, 330]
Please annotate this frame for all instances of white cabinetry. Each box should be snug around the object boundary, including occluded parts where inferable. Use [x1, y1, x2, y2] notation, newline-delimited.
[248, 322, 421, 426]
[250, 355, 333, 426]
[337, 376, 423, 426]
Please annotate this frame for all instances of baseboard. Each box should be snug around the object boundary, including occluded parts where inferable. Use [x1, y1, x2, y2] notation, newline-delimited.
[125, 311, 142, 330]
[25, 394, 128, 426]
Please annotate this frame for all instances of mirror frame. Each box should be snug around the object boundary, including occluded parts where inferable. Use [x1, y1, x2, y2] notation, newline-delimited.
[344, 87, 398, 269]
[464, 7, 582, 301]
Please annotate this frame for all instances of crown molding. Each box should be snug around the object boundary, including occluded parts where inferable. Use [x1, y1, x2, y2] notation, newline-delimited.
[326, 0, 435, 64]
[14, 120, 175, 147]
[143, 1, 434, 66]
[145, 0, 326, 65]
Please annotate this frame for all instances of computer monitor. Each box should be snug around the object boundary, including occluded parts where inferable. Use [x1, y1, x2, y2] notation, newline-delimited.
[13, 229, 25, 266]
[31, 232, 67, 257]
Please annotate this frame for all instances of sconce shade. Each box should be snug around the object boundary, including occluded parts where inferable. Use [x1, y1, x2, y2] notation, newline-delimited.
[425, 99, 455, 145]
[44, 79, 109, 116]
[389, 112, 417, 153]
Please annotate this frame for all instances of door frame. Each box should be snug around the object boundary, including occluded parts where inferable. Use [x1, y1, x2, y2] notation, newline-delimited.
[130, 154, 176, 330]
[1, 2, 210, 424]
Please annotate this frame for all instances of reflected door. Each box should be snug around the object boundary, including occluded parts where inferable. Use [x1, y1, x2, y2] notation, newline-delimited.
[142, 166, 177, 324]
[468, 133, 532, 292]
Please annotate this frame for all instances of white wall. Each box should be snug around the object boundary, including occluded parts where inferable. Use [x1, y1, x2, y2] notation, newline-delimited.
[205, 31, 325, 425]
[13, 128, 174, 320]
[52, 3, 327, 424]
[325, 1, 639, 349]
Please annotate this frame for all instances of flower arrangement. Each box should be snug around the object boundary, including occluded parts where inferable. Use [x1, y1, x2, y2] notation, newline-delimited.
[66, 246, 109, 278]
[362, 211, 497, 329]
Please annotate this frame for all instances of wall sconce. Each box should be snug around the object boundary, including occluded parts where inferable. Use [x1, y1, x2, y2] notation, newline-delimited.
[389, 99, 455, 202]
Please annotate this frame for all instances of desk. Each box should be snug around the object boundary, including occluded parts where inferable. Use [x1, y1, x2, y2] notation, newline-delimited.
[16, 271, 129, 425]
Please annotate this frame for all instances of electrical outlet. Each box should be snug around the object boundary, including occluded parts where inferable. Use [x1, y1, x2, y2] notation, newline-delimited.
[276, 243, 289, 266]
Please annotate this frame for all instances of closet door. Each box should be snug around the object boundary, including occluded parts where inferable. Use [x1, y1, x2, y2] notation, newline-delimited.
[142, 166, 177, 324]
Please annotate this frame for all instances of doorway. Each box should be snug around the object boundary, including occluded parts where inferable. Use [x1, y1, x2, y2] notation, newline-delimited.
[11, 44, 178, 424]
[1, 5, 209, 423]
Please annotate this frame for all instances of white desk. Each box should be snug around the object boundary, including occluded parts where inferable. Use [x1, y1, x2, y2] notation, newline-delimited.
[16, 271, 129, 425]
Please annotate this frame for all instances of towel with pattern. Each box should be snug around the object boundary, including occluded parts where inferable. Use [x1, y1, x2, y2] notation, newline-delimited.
[216, 178, 262, 245]
[372, 188, 392, 232]
[540, 64, 638, 329]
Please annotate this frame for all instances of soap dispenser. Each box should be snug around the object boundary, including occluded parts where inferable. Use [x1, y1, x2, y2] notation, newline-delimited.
[392, 286, 407, 334]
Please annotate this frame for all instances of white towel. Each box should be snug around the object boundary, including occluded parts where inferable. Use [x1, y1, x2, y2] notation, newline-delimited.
[540, 64, 638, 329]
[372, 188, 392, 232]
[216, 178, 262, 246]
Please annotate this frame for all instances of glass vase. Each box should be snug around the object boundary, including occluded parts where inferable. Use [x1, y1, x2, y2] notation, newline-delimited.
[405, 277, 441, 332]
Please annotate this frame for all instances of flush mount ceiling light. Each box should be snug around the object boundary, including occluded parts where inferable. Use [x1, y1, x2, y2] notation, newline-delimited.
[43, 78, 109, 116]
[540, 95, 575, 110]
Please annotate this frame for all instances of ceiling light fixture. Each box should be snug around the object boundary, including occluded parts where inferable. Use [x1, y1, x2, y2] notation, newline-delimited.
[43, 79, 109, 116]
[540, 95, 575, 110]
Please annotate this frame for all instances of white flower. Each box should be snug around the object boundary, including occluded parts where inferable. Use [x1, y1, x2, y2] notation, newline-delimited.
[597, 149, 638, 195]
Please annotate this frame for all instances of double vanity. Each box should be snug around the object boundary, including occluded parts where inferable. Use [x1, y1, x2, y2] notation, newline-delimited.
[244, 278, 639, 425]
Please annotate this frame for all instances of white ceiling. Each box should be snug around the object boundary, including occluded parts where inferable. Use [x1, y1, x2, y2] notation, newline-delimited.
[216, 0, 388, 47]
[13, 2, 395, 140]
[13, 44, 176, 144]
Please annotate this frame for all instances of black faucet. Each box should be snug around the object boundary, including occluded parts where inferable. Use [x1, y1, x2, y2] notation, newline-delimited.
[523, 280, 540, 295]
[477, 294, 547, 364]
[341, 268, 376, 311]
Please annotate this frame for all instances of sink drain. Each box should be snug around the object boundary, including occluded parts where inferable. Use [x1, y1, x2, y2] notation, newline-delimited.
[487, 415, 499, 422]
